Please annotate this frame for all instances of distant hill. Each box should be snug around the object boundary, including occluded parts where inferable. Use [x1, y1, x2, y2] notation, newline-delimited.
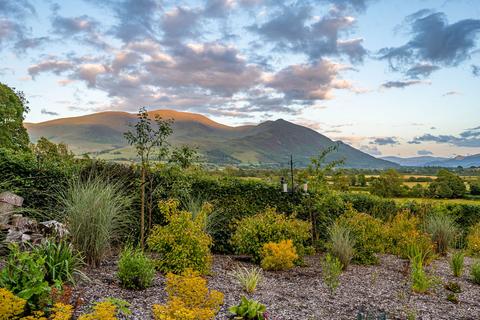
[25, 109, 397, 168]
[382, 154, 480, 167]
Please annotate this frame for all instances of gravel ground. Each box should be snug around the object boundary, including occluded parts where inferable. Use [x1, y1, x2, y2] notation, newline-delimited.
[71, 253, 480, 320]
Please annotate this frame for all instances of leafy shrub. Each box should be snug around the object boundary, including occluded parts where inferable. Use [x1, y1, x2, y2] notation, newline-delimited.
[471, 261, 480, 285]
[260, 240, 298, 271]
[33, 239, 84, 285]
[49, 303, 74, 320]
[369, 169, 404, 198]
[327, 223, 354, 270]
[61, 178, 132, 266]
[0, 245, 50, 310]
[425, 210, 457, 255]
[231, 207, 311, 263]
[445, 281, 462, 293]
[385, 211, 435, 263]
[450, 251, 464, 277]
[152, 269, 224, 320]
[340, 193, 397, 221]
[77, 299, 128, 320]
[335, 209, 385, 265]
[470, 180, 480, 195]
[446, 293, 459, 304]
[0, 288, 26, 319]
[117, 246, 155, 290]
[428, 169, 466, 199]
[409, 248, 436, 294]
[231, 266, 263, 294]
[466, 222, 480, 256]
[322, 253, 342, 294]
[147, 199, 212, 274]
[228, 296, 267, 320]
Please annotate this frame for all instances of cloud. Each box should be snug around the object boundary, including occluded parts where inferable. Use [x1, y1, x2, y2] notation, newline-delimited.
[161, 6, 202, 42]
[378, 11, 480, 76]
[417, 149, 433, 155]
[381, 80, 429, 89]
[248, 3, 367, 63]
[266, 59, 353, 100]
[405, 63, 440, 78]
[28, 59, 74, 78]
[41, 108, 59, 116]
[409, 126, 480, 147]
[473, 65, 480, 76]
[443, 91, 461, 96]
[0, 0, 36, 50]
[360, 145, 382, 156]
[371, 136, 399, 145]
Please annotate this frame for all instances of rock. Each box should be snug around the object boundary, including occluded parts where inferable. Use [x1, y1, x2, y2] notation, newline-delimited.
[0, 192, 24, 225]
[39, 220, 69, 238]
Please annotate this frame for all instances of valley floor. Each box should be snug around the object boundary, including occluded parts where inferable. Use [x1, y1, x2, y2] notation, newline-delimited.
[73, 254, 480, 320]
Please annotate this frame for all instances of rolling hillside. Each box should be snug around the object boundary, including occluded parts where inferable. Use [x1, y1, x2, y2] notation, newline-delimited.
[25, 110, 397, 168]
[382, 155, 480, 167]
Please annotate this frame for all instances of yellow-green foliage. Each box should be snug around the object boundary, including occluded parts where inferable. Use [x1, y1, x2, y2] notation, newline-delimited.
[336, 209, 385, 265]
[49, 303, 74, 320]
[385, 211, 435, 263]
[0, 287, 26, 319]
[231, 207, 311, 263]
[467, 222, 480, 257]
[261, 240, 298, 271]
[147, 199, 213, 274]
[78, 301, 118, 320]
[152, 269, 224, 320]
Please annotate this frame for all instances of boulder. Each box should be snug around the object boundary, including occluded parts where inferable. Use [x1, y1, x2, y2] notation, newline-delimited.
[0, 192, 24, 225]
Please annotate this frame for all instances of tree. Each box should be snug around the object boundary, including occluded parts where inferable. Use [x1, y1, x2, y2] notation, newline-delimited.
[0, 83, 30, 151]
[32, 137, 75, 166]
[428, 169, 466, 199]
[169, 145, 199, 169]
[124, 107, 173, 247]
[357, 174, 367, 187]
[470, 180, 480, 196]
[369, 168, 403, 197]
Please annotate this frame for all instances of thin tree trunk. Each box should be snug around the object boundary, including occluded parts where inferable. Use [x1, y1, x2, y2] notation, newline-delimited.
[141, 166, 145, 249]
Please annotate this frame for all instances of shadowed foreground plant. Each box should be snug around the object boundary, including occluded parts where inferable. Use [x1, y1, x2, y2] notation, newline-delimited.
[231, 266, 263, 294]
[328, 223, 354, 270]
[61, 178, 132, 266]
[471, 261, 480, 284]
[425, 211, 457, 255]
[450, 251, 464, 277]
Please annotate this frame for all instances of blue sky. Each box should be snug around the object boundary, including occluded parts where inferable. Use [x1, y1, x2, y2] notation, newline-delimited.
[0, 0, 479, 157]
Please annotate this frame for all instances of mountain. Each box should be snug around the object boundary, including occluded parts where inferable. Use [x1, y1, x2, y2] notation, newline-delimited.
[382, 155, 480, 167]
[381, 156, 449, 167]
[25, 109, 397, 168]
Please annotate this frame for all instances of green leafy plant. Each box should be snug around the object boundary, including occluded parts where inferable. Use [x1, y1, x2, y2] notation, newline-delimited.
[322, 253, 342, 294]
[471, 261, 480, 284]
[117, 246, 155, 290]
[61, 177, 132, 266]
[231, 266, 263, 294]
[445, 281, 462, 293]
[335, 209, 385, 265]
[466, 222, 480, 257]
[409, 249, 437, 294]
[0, 244, 51, 309]
[33, 239, 84, 285]
[425, 210, 457, 255]
[147, 199, 213, 274]
[228, 296, 267, 320]
[450, 251, 464, 277]
[447, 293, 459, 304]
[328, 222, 354, 270]
[231, 207, 311, 263]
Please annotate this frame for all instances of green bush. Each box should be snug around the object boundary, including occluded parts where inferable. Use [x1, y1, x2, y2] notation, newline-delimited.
[327, 222, 354, 270]
[322, 253, 342, 294]
[61, 177, 132, 266]
[231, 207, 311, 263]
[117, 246, 155, 289]
[450, 251, 464, 277]
[428, 169, 466, 199]
[335, 209, 385, 265]
[340, 193, 397, 221]
[471, 261, 480, 285]
[147, 199, 212, 274]
[33, 239, 84, 285]
[228, 296, 267, 320]
[0, 244, 51, 310]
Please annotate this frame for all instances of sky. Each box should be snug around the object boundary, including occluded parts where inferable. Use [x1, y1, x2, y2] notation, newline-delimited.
[0, 0, 479, 158]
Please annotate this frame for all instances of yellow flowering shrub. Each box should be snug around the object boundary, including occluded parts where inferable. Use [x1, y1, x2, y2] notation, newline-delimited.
[49, 303, 74, 320]
[0, 288, 27, 320]
[78, 301, 117, 320]
[260, 240, 298, 271]
[467, 222, 480, 257]
[385, 210, 435, 263]
[147, 199, 213, 274]
[20, 310, 47, 320]
[152, 269, 224, 320]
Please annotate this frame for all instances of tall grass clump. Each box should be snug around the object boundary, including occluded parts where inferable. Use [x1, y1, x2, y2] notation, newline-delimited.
[61, 178, 132, 266]
[328, 223, 354, 270]
[231, 266, 263, 294]
[425, 211, 457, 256]
[450, 251, 464, 277]
[471, 261, 480, 284]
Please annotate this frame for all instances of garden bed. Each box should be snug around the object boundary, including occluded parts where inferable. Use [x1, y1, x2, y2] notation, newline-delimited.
[73, 254, 480, 320]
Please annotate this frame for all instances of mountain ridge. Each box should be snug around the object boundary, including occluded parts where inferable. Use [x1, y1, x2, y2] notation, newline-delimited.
[25, 109, 397, 168]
